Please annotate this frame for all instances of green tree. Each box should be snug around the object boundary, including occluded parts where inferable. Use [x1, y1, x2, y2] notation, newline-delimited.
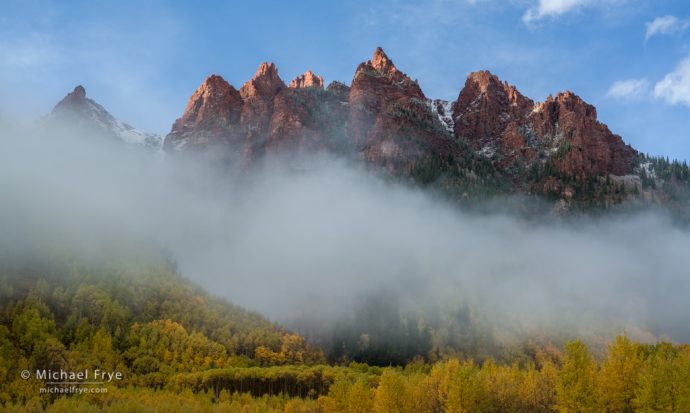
[11, 301, 57, 355]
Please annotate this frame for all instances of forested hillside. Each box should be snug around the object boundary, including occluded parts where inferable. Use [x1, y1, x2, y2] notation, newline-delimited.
[1, 255, 689, 412]
[0, 252, 323, 404]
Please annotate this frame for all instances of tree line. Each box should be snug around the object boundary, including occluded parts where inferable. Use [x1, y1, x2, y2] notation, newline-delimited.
[2, 335, 689, 412]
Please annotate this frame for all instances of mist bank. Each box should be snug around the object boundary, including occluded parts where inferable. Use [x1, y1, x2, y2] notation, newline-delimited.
[1, 120, 689, 352]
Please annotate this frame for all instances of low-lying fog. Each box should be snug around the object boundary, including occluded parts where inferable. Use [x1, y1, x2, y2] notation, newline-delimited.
[2, 121, 689, 344]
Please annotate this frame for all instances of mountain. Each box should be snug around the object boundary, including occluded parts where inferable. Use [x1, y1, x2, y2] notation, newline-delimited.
[44, 48, 688, 214]
[452, 71, 635, 177]
[348, 47, 467, 172]
[49, 85, 163, 150]
[164, 64, 350, 164]
[165, 47, 465, 170]
[160, 47, 689, 215]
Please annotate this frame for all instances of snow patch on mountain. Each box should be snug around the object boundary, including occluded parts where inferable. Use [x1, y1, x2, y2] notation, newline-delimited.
[81, 99, 163, 149]
[427, 99, 454, 133]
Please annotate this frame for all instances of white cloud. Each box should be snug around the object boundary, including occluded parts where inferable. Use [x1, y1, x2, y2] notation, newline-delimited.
[645, 15, 689, 40]
[523, 0, 595, 23]
[654, 56, 690, 107]
[606, 78, 649, 99]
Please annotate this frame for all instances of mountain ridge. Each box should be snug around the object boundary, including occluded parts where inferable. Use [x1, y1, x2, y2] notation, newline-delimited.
[165, 47, 635, 178]
[47, 47, 690, 216]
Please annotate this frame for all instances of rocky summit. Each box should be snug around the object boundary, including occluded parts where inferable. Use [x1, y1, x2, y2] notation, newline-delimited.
[452, 71, 636, 177]
[50, 86, 163, 150]
[289, 71, 324, 89]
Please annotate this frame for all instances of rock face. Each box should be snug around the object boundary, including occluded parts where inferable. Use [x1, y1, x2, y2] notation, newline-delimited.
[165, 64, 350, 163]
[528, 92, 635, 176]
[266, 85, 349, 157]
[50, 86, 162, 149]
[162, 47, 640, 204]
[453, 71, 534, 162]
[348, 47, 459, 171]
[289, 71, 324, 89]
[267, 70, 337, 156]
[452, 71, 635, 177]
[164, 75, 243, 152]
[239, 62, 287, 160]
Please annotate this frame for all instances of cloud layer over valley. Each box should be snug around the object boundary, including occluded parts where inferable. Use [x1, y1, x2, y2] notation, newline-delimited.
[2, 121, 690, 348]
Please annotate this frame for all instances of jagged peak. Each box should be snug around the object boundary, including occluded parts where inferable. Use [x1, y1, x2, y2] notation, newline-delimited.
[192, 74, 236, 97]
[557, 91, 596, 118]
[354, 47, 403, 78]
[352, 47, 425, 100]
[543, 91, 582, 103]
[465, 70, 515, 94]
[240, 62, 285, 99]
[52, 85, 89, 114]
[184, 74, 241, 108]
[71, 85, 86, 100]
[202, 74, 230, 87]
[371, 47, 397, 75]
[466, 70, 500, 87]
[537, 91, 597, 119]
[461, 70, 533, 109]
[169, 74, 243, 139]
[252, 62, 279, 80]
[555, 90, 582, 104]
[289, 70, 324, 89]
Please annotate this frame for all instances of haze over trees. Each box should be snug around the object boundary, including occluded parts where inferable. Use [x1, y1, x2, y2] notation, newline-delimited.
[1, 252, 689, 412]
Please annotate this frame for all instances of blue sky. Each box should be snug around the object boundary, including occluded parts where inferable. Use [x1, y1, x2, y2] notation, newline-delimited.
[1, 0, 689, 161]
